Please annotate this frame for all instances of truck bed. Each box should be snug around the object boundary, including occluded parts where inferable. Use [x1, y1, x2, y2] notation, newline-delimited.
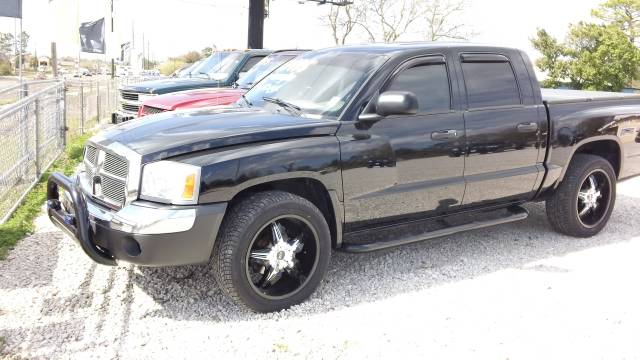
[542, 88, 640, 180]
[542, 88, 640, 104]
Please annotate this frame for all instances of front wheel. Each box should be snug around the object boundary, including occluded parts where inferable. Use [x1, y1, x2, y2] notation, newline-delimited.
[212, 191, 331, 312]
[546, 154, 616, 237]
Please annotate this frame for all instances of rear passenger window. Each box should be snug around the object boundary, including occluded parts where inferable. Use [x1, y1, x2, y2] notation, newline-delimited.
[240, 56, 265, 73]
[461, 61, 520, 108]
[386, 63, 451, 114]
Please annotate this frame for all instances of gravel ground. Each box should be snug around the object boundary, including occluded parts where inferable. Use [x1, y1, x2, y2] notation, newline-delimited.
[1, 177, 639, 359]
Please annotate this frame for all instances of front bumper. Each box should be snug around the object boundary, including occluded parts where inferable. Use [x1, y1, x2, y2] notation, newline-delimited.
[111, 111, 136, 124]
[46, 172, 227, 266]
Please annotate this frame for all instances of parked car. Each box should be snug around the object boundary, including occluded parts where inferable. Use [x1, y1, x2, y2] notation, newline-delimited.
[137, 50, 307, 117]
[112, 49, 272, 123]
[48, 43, 640, 312]
[73, 67, 91, 77]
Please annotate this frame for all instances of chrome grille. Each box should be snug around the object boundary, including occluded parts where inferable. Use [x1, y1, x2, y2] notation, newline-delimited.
[85, 146, 98, 164]
[120, 91, 139, 101]
[100, 176, 126, 205]
[143, 106, 166, 115]
[121, 103, 139, 113]
[103, 153, 128, 178]
[82, 145, 129, 208]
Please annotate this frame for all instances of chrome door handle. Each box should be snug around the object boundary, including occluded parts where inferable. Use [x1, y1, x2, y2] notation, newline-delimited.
[517, 122, 538, 132]
[431, 129, 458, 140]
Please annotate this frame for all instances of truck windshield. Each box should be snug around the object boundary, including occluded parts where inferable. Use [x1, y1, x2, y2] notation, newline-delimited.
[189, 52, 234, 79]
[196, 52, 245, 81]
[177, 60, 202, 78]
[236, 53, 297, 89]
[243, 51, 387, 118]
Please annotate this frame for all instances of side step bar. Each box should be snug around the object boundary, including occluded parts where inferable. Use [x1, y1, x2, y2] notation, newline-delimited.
[341, 206, 529, 253]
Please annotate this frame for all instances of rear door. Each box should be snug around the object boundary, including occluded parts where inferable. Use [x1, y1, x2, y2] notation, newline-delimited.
[459, 53, 545, 206]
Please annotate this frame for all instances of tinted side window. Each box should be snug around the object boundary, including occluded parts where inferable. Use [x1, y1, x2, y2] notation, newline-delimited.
[240, 56, 265, 72]
[461, 61, 520, 108]
[386, 63, 451, 114]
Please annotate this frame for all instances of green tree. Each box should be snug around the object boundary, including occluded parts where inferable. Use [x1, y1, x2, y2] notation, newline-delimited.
[16, 31, 29, 55]
[531, 29, 569, 88]
[592, 0, 640, 42]
[532, 23, 640, 91]
[182, 50, 201, 64]
[160, 58, 186, 76]
[201, 47, 212, 57]
[0, 33, 13, 57]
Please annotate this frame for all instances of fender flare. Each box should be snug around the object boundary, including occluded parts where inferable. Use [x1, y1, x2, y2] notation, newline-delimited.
[556, 135, 625, 184]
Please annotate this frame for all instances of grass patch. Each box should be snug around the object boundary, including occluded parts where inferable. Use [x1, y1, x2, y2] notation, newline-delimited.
[0, 133, 91, 259]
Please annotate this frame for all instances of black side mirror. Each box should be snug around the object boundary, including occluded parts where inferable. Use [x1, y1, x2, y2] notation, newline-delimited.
[358, 91, 419, 124]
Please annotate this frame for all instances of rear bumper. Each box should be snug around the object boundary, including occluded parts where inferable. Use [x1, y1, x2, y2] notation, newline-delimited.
[46, 172, 227, 266]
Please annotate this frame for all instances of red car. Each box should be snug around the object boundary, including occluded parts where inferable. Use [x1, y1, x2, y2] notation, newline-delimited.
[138, 50, 306, 117]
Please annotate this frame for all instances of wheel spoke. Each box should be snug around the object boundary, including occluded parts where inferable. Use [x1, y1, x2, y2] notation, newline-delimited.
[577, 191, 589, 202]
[290, 238, 304, 253]
[578, 204, 591, 217]
[271, 222, 288, 244]
[249, 249, 271, 266]
[588, 175, 597, 192]
[260, 267, 283, 287]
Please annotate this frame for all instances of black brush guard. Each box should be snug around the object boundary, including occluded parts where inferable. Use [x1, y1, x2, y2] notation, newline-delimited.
[46, 172, 117, 266]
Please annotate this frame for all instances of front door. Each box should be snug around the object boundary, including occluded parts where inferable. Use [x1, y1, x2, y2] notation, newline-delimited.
[339, 55, 466, 231]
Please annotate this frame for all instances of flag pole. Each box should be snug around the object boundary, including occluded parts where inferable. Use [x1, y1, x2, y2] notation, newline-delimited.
[19, 17, 22, 89]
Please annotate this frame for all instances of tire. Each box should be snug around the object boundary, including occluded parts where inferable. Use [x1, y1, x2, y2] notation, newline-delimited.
[212, 191, 331, 312]
[545, 154, 616, 237]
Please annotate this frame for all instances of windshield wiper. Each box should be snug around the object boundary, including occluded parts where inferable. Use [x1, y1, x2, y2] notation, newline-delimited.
[263, 97, 302, 116]
[195, 71, 211, 79]
[241, 94, 253, 106]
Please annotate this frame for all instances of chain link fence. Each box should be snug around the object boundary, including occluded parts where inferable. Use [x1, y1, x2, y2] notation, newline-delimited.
[0, 82, 65, 223]
[0, 76, 160, 223]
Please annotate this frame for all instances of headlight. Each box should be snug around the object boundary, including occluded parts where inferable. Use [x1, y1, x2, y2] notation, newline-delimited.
[138, 94, 156, 102]
[140, 161, 201, 205]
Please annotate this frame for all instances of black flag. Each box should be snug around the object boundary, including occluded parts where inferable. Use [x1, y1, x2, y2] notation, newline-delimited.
[79, 18, 105, 54]
[0, 0, 22, 18]
[120, 42, 131, 62]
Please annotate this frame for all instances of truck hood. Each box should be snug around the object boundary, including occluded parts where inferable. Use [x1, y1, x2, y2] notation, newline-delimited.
[121, 78, 225, 95]
[143, 88, 246, 111]
[91, 107, 340, 163]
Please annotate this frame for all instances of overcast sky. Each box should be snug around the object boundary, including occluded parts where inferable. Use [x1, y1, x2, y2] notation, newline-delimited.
[1, 0, 604, 64]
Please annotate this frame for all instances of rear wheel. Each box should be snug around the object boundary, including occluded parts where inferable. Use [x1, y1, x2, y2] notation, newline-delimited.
[212, 191, 331, 312]
[546, 154, 616, 237]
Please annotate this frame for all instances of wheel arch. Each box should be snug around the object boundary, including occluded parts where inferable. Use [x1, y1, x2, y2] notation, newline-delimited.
[557, 135, 624, 183]
[226, 176, 344, 249]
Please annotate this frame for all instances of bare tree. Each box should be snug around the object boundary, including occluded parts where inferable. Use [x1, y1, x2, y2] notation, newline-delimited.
[424, 0, 472, 41]
[358, 0, 425, 42]
[324, 4, 366, 45]
[323, 0, 473, 44]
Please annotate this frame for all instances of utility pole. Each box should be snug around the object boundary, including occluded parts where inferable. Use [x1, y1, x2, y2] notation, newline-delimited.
[246, 0, 351, 49]
[51, 42, 58, 78]
[110, 0, 115, 78]
[247, 0, 265, 49]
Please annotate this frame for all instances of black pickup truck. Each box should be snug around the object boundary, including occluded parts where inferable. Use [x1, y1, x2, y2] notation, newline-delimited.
[47, 43, 640, 312]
